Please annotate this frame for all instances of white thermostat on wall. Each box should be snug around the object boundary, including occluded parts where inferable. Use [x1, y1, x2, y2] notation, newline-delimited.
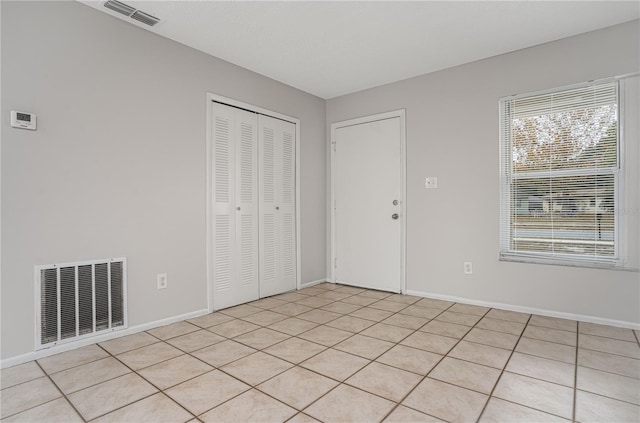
[10, 111, 37, 130]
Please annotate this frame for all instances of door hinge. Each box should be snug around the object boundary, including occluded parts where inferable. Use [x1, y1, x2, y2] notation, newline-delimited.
[332, 142, 336, 152]
[334, 258, 337, 268]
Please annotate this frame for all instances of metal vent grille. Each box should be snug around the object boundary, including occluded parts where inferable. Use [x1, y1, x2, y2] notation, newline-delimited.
[103, 0, 160, 27]
[36, 258, 127, 350]
[130, 10, 160, 27]
[103, 0, 135, 16]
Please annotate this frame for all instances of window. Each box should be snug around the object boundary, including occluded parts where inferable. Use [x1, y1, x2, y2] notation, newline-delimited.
[499, 80, 622, 268]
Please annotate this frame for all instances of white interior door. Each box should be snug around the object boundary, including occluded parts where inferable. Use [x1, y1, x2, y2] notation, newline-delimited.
[259, 115, 297, 297]
[212, 103, 259, 309]
[333, 114, 404, 292]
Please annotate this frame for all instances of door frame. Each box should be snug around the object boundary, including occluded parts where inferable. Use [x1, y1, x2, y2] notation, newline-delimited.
[329, 109, 407, 293]
[206, 93, 301, 313]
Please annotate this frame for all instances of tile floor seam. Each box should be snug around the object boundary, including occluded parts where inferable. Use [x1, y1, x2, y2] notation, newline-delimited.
[113, 345, 183, 372]
[252, 382, 311, 413]
[97, 342, 199, 422]
[375, 303, 481, 423]
[268, 297, 448, 421]
[192, 344, 259, 369]
[97, 342, 198, 421]
[6, 286, 638, 423]
[100, 339, 163, 356]
[578, 344, 640, 360]
[185, 380, 252, 420]
[35, 350, 112, 378]
[575, 362, 640, 380]
[574, 387, 640, 407]
[340, 378, 417, 409]
[295, 350, 367, 384]
[229, 301, 391, 418]
[35, 359, 86, 423]
[0, 368, 62, 420]
[475, 311, 532, 423]
[0, 396, 73, 422]
[289, 372, 343, 419]
[489, 397, 575, 422]
[151, 391, 198, 422]
[136, 359, 214, 391]
[498, 367, 578, 390]
[0, 372, 48, 392]
[513, 347, 576, 364]
[86, 391, 180, 422]
[215, 352, 293, 387]
[253, 369, 333, 413]
[208, 385, 296, 418]
[260, 339, 329, 364]
[529, 323, 578, 332]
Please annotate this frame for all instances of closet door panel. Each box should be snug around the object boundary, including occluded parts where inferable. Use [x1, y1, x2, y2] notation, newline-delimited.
[259, 116, 296, 297]
[279, 123, 297, 287]
[212, 104, 235, 309]
[212, 103, 258, 310]
[235, 111, 259, 303]
[259, 121, 278, 296]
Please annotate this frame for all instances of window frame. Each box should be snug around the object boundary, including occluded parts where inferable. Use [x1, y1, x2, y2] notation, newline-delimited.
[499, 78, 625, 269]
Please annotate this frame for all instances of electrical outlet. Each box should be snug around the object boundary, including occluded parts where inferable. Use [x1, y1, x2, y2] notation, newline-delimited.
[463, 262, 472, 275]
[157, 273, 168, 290]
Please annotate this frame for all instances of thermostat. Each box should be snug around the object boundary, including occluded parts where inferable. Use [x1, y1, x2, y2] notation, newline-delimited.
[11, 111, 37, 130]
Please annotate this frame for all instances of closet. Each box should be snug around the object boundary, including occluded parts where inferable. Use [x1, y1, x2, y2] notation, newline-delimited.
[211, 101, 297, 310]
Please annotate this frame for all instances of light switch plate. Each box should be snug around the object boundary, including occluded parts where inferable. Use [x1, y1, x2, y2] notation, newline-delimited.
[425, 177, 438, 189]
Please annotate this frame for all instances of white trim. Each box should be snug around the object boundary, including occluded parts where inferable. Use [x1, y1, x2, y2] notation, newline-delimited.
[405, 289, 640, 330]
[326, 122, 333, 282]
[329, 109, 407, 293]
[499, 74, 634, 102]
[301, 279, 328, 288]
[2, 308, 208, 370]
[499, 80, 624, 269]
[206, 93, 301, 313]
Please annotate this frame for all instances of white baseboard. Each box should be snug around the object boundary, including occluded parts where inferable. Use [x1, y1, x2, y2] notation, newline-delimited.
[301, 279, 328, 288]
[405, 289, 640, 330]
[0, 308, 209, 370]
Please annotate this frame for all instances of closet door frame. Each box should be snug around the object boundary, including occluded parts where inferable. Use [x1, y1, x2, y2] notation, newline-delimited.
[206, 93, 301, 313]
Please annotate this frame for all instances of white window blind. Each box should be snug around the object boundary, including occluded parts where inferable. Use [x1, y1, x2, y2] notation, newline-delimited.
[499, 81, 621, 268]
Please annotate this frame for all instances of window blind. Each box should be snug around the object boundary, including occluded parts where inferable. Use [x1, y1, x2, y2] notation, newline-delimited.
[499, 81, 620, 267]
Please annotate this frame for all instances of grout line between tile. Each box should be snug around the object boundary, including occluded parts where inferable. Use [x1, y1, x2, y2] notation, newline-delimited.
[377, 302, 464, 422]
[474, 312, 531, 423]
[7, 285, 638, 423]
[34, 358, 86, 423]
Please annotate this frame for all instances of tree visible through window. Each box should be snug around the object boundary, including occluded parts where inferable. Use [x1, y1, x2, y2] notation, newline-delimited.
[500, 81, 620, 266]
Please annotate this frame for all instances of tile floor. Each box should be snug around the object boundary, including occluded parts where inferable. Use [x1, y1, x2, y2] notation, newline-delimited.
[2, 282, 639, 422]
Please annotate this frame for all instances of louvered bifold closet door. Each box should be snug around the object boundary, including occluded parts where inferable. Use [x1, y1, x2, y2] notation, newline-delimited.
[212, 103, 259, 310]
[259, 115, 297, 297]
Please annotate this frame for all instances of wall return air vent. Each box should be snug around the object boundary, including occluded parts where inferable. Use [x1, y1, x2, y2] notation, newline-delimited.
[104, 0, 160, 27]
[35, 258, 128, 350]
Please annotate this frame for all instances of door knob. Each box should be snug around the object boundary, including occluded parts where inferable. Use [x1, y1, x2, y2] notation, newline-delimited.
[392, 213, 399, 220]
[393, 200, 399, 206]
[236, 207, 241, 211]
[276, 206, 280, 210]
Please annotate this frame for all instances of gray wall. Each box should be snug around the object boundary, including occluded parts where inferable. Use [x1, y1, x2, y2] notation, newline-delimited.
[1, 1, 326, 360]
[327, 20, 640, 324]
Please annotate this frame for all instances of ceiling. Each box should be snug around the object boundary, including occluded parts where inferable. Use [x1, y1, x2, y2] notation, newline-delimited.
[79, 1, 639, 99]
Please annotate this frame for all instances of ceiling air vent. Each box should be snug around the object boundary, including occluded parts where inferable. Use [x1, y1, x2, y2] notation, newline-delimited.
[130, 10, 160, 27]
[104, 0, 135, 16]
[103, 0, 160, 27]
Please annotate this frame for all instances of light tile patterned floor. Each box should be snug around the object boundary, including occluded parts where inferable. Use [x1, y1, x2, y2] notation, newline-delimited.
[2, 283, 639, 422]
